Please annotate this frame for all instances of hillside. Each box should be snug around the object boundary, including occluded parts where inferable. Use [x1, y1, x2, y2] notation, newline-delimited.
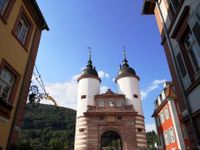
[14, 104, 76, 150]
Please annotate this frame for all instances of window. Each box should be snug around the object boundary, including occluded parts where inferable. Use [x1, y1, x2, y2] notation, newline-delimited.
[183, 31, 200, 73]
[159, 112, 164, 124]
[81, 95, 86, 99]
[0, 60, 19, 118]
[168, 0, 179, 17]
[164, 128, 176, 145]
[169, 128, 176, 143]
[133, 94, 138, 98]
[156, 116, 160, 127]
[164, 131, 168, 145]
[109, 100, 114, 107]
[13, 7, 33, 49]
[137, 128, 143, 132]
[182, 124, 188, 139]
[0, 0, 8, 15]
[187, 11, 200, 76]
[161, 90, 166, 101]
[79, 128, 85, 132]
[160, 134, 164, 148]
[14, 14, 30, 44]
[174, 43, 191, 89]
[176, 53, 187, 77]
[0, 68, 15, 103]
[157, 96, 161, 105]
[98, 99, 104, 107]
[99, 116, 104, 120]
[116, 99, 123, 106]
[164, 107, 170, 120]
[117, 116, 122, 120]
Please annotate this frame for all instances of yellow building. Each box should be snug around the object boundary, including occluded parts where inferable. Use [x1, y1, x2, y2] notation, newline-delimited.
[0, 0, 48, 149]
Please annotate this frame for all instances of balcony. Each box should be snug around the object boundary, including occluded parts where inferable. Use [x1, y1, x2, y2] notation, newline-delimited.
[87, 105, 134, 112]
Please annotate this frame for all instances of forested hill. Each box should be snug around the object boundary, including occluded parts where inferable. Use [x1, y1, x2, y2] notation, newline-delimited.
[15, 104, 76, 150]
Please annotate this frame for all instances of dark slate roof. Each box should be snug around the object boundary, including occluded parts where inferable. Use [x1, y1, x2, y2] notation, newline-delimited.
[81, 60, 98, 77]
[29, 0, 49, 30]
[115, 57, 139, 82]
[77, 58, 101, 82]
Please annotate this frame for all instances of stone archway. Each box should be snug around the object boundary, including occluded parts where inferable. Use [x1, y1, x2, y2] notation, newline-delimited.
[100, 131, 123, 150]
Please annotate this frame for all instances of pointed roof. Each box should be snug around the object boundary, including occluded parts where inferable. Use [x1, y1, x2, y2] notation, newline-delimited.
[77, 48, 101, 82]
[115, 49, 139, 82]
[95, 89, 125, 99]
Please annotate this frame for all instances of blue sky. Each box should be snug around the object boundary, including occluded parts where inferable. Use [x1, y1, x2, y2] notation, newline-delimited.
[34, 0, 171, 131]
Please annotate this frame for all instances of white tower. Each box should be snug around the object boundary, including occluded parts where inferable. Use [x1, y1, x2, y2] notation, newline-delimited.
[74, 51, 101, 150]
[116, 50, 143, 115]
[115, 50, 147, 148]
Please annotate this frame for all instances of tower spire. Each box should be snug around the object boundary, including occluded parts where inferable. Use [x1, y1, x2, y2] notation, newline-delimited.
[122, 46, 129, 67]
[87, 47, 92, 67]
[123, 46, 127, 61]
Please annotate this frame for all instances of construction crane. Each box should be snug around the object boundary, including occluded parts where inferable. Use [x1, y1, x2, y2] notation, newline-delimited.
[29, 65, 58, 106]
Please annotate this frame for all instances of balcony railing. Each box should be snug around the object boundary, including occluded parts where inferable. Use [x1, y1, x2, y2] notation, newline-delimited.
[87, 105, 134, 112]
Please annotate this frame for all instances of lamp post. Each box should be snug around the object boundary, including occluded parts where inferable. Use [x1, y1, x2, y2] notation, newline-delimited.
[149, 0, 200, 148]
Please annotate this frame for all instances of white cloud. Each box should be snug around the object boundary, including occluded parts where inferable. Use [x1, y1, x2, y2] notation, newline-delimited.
[71, 74, 81, 81]
[145, 122, 157, 132]
[112, 78, 115, 82]
[100, 86, 109, 94]
[153, 79, 166, 85]
[141, 79, 166, 100]
[32, 72, 110, 110]
[98, 70, 109, 79]
[41, 81, 78, 110]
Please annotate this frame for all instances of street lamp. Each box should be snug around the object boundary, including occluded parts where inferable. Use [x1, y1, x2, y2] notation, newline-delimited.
[142, 0, 200, 149]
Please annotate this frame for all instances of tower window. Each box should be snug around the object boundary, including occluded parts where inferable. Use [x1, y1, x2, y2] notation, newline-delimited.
[117, 116, 122, 120]
[99, 116, 104, 120]
[137, 128, 143, 132]
[81, 95, 86, 99]
[79, 128, 85, 132]
[133, 94, 138, 98]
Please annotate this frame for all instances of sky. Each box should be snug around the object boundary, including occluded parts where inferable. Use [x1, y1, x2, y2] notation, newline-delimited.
[33, 0, 171, 132]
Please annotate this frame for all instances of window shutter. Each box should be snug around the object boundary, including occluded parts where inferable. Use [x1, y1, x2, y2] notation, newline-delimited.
[174, 44, 191, 89]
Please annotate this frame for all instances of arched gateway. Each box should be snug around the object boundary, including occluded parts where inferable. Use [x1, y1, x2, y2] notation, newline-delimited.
[74, 51, 147, 150]
[100, 131, 123, 150]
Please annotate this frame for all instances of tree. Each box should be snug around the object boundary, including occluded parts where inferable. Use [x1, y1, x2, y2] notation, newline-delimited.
[146, 131, 158, 150]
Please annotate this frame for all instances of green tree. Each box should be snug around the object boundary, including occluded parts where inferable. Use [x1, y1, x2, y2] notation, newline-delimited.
[48, 138, 63, 150]
[146, 131, 158, 150]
